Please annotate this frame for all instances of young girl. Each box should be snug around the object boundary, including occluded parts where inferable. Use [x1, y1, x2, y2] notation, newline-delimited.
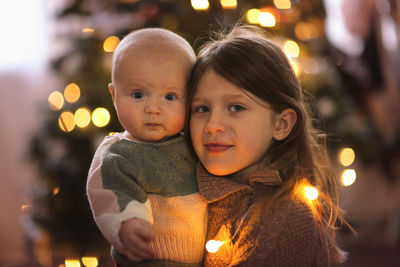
[185, 25, 349, 266]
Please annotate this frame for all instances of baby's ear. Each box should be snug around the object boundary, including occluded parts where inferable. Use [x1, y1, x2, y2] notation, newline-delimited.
[108, 83, 115, 102]
[272, 108, 297, 141]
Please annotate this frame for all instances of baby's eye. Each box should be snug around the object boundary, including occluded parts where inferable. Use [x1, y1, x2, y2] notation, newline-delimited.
[193, 105, 209, 113]
[132, 92, 143, 99]
[229, 104, 244, 112]
[165, 94, 177, 101]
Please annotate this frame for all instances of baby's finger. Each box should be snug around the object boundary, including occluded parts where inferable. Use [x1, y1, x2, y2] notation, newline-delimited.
[127, 244, 156, 261]
[126, 239, 156, 259]
[135, 221, 155, 241]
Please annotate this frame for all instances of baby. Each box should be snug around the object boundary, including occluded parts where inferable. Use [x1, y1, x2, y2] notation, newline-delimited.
[87, 28, 207, 267]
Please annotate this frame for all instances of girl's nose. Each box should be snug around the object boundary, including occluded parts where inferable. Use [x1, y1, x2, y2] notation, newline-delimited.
[204, 112, 226, 134]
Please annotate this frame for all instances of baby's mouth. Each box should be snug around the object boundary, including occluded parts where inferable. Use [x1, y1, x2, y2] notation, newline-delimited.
[145, 123, 161, 127]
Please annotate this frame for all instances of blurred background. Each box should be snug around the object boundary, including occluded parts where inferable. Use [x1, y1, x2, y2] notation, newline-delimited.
[0, 0, 399, 266]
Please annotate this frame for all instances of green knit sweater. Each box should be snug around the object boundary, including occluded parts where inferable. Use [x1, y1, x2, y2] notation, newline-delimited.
[87, 132, 207, 267]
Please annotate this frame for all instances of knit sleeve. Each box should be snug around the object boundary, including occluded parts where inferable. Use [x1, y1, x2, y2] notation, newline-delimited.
[86, 137, 153, 253]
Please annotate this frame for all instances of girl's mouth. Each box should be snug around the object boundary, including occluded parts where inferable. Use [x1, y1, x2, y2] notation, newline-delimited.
[205, 144, 233, 153]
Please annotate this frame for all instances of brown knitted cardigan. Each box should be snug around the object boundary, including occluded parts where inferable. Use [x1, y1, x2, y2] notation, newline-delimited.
[197, 164, 330, 266]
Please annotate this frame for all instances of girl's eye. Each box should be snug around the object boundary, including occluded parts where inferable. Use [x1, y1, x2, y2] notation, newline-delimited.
[193, 105, 209, 113]
[132, 92, 143, 99]
[165, 94, 177, 101]
[229, 104, 244, 112]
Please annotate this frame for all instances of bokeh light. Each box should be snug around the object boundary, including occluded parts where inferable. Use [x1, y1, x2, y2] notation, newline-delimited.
[341, 169, 356, 187]
[246, 9, 261, 24]
[288, 57, 300, 76]
[81, 257, 98, 267]
[283, 40, 300, 58]
[48, 91, 64, 111]
[304, 186, 319, 201]
[339, 147, 355, 167]
[59, 111, 75, 132]
[21, 204, 30, 213]
[295, 22, 318, 41]
[82, 28, 94, 33]
[65, 259, 80, 267]
[220, 0, 237, 9]
[92, 107, 110, 127]
[74, 107, 91, 128]
[103, 36, 120, 52]
[191, 0, 209, 10]
[273, 0, 291, 9]
[258, 11, 276, 27]
[64, 83, 81, 103]
[53, 187, 60, 196]
[161, 14, 179, 30]
[205, 240, 223, 253]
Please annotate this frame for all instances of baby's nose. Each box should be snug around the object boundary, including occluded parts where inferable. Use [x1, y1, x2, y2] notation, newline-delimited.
[144, 100, 161, 114]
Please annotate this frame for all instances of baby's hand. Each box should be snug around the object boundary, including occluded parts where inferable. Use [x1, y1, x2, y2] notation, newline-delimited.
[119, 218, 156, 262]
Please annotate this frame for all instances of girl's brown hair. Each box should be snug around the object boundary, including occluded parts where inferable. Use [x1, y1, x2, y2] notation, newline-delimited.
[185, 25, 350, 262]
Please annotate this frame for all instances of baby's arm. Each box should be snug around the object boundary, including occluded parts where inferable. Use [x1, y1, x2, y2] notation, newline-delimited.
[86, 137, 156, 261]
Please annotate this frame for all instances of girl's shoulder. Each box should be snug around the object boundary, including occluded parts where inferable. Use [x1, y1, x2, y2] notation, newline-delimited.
[250, 198, 329, 265]
[258, 198, 320, 238]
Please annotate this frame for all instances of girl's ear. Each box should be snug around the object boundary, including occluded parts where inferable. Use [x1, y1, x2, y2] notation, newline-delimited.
[108, 83, 115, 102]
[273, 108, 297, 141]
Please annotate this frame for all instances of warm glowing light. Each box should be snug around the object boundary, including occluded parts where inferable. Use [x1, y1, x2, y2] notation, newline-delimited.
[103, 36, 120, 52]
[303, 58, 320, 75]
[82, 28, 94, 33]
[64, 83, 81, 103]
[283, 40, 300, 58]
[273, 0, 291, 9]
[246, 9, 261, 24]
[65, 259, 81, 267]
[341, 169, 356, 187]
[74, 107, 91, 128]
[59, 111, 75, 132]
[288, 57, 300, 76]
[82, 257, 98, 267]
[206, 240, 223, 253]
[21, 204, 30, 212]
[304, 186, 319, 201]
[220, 0, 237, 9]
[53, 187, 60, 196]
[295, 22, 318, 41]
[339, 148, 355, 167]
[48, 91, 64, 111]
[108, 132, 116, 136]
[258, 11, 276, 27]
[92, 108, 110, 127]
[161, 15, 179, 30]
[191, 0, 209, 10]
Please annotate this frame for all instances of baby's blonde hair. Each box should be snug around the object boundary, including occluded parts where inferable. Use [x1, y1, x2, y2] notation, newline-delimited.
[111, 28, 196, 85]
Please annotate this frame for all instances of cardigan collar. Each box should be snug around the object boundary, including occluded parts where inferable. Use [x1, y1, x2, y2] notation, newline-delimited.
[197, 163, 282, 203]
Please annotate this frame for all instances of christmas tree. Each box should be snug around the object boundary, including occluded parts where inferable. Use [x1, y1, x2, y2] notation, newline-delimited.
[28, 0, 399, 265]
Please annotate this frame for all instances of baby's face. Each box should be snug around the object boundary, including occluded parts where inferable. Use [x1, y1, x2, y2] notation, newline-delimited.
[111, 51, 189, 142]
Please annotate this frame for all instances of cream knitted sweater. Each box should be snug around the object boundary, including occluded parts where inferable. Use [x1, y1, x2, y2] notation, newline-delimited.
[87, 132, 207, 266]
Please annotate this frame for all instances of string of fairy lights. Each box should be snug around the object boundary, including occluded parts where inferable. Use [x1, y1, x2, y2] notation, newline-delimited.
[43, 1, 358, 265]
